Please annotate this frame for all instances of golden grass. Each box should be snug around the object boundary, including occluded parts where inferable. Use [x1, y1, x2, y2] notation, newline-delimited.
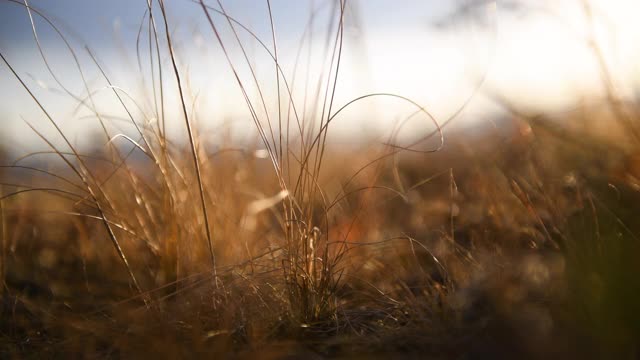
[1, 0, 640, 358]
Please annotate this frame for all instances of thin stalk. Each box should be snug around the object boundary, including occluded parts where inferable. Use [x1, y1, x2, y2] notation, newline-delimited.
[157, 0, 217, 274]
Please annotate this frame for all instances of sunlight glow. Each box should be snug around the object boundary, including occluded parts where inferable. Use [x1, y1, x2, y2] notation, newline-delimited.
[0, 0, 638, 151]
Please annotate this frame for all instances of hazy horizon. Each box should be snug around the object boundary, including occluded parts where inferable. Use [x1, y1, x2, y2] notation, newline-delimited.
[1, 0, 639, 154]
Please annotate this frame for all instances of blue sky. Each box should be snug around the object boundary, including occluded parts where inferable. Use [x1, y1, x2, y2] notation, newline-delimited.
[1, 0, 639, 152]
[0, 1, 450, 51]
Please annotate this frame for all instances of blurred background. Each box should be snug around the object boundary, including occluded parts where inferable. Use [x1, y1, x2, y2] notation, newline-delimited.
[0, 0, 639, 152]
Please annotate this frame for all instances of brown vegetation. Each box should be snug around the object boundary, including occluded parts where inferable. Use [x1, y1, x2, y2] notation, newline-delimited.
[1, 1, 640, 358]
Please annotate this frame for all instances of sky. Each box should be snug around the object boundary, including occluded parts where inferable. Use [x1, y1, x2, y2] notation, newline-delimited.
[1, 0, 639, 152]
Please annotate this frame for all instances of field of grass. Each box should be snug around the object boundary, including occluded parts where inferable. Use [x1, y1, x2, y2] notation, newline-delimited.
[2, 1, 640, 358]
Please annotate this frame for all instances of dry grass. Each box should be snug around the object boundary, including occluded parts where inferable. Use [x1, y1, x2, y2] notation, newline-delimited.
[1, 0, 640, 358]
